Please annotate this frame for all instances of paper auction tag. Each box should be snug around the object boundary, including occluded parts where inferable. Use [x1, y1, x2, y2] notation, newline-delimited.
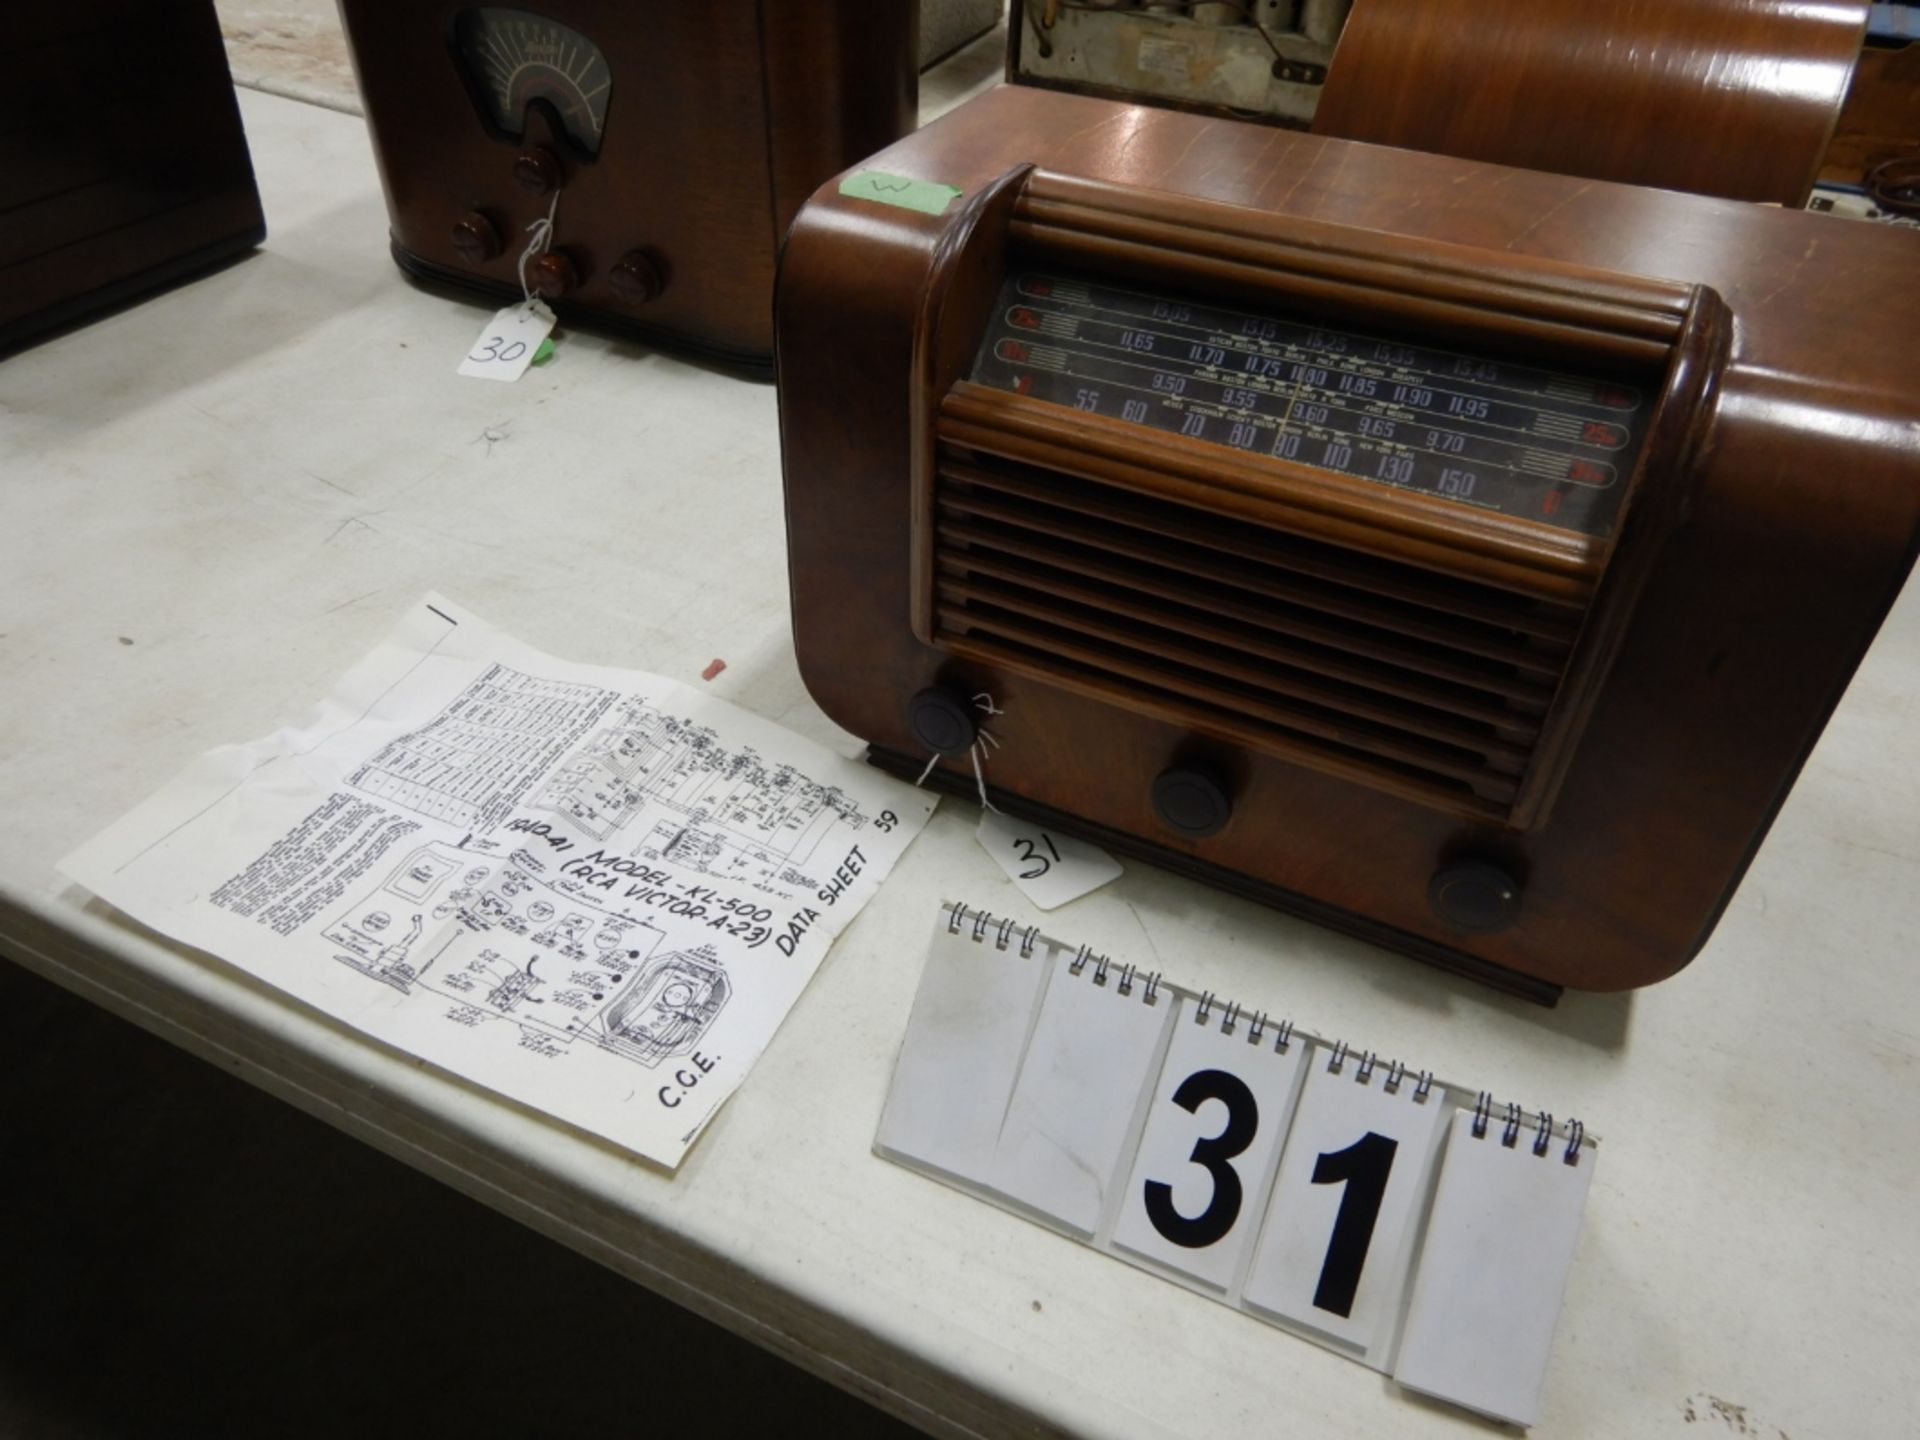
[458, 300, 556, 382]
[976, 809, 1122, 910]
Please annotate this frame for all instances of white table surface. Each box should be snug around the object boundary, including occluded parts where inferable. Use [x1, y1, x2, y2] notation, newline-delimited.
[3, 83, 1917, 1440]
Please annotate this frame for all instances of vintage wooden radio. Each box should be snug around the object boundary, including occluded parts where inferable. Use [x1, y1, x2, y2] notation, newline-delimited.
[1009, 0, 1869, 206]
[337, 1, 919, 370]
[2, 0, 265, 356]
[777, 86, 1920, 1000]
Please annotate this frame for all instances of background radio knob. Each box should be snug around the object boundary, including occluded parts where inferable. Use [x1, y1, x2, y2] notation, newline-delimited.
[449, 211, 501, 263]
[1152, 765, 1232, 839]
[907, 687, 977, 757]
[527, 250, 577, 299]
[513, 146, 563, 193]
[1428, 860, 1523, 933]
[609, 249, 666, 303]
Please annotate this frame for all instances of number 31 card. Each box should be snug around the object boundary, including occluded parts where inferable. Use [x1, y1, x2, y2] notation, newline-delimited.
[876, 905, 1597, 1427]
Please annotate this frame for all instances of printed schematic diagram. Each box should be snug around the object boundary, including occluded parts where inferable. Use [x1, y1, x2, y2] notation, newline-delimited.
[346, 664, 618, 831]
[320, 843, 729, 1068]
[533, 698, 872, 893]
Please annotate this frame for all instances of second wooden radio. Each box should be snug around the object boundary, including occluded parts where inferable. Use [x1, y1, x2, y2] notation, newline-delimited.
[776, 86, 1920, 1001]
[337, 1, 919, 370]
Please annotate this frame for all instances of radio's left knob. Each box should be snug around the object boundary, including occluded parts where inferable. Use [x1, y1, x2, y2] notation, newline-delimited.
[449, 211, 501, 263]
[527, 250, 577, 299]
[908, 688, 977, 757]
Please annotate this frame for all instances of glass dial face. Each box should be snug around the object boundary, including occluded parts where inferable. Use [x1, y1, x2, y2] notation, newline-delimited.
[968, 270, 1655, 540]
[454, 8, 612, 156]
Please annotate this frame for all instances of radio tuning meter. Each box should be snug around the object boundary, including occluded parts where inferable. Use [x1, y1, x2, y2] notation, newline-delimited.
[453, 8, 612, 158]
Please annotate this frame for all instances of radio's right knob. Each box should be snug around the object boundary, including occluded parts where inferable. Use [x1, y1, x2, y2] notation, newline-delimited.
[908, 687, 977, 757]
[609, 249, 666, 304]
[1152, 765, 1232, 839]
[1428, 861, 1523, 934]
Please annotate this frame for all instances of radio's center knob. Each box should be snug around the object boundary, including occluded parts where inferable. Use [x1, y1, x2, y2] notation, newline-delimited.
[908, 687, 978, 757]
[1428, 861, 1523, 934]
[513, 146, 563, 194]
[449, 211, 501, 263]
[1152, 766, 1231, 838]
[527, 250, 577, 299]
[609, 249, 666, 304]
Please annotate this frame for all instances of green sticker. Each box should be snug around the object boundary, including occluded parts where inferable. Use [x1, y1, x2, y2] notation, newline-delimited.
[839, 170, 963, 217]
[531, 338, 556, 366]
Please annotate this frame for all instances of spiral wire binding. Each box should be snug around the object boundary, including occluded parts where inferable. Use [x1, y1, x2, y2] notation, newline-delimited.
[1501, 1101, 1523, 1148]
[937, 900, 1592, 1155]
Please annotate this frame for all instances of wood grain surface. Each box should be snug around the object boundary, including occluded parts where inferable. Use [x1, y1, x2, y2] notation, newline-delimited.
[1315, 0, 1870, 204]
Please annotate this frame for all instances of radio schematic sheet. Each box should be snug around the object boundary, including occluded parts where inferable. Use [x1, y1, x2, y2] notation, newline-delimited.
[60, 595, 936, 1169]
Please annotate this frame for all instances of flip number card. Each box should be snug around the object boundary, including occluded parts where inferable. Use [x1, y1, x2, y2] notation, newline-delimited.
[874, 922, 1052, 1183]
[875, 906, 1595, 1421]
[986, 949, 1173, 1236]
[1242, 1051, 1451, 1361]
[1110, 1000, 1310, 1290]
[1393, 1109, 1597, 1426]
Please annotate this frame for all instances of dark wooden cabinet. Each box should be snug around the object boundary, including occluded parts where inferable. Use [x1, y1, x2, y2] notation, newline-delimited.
[776, 86, 1920, 999]
[338, 1, 919, 372]
[1, 1, 265, 356]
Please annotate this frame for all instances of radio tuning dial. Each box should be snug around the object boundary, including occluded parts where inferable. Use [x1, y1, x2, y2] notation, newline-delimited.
[513, 146, 563, 194]
[1152, 765, 1232, 839]
[908, 687, 978, 757]
[610, 250, 666, 304]
[449, 211, 501, 263]
[1428, 860, 1523, 934]
[527, 250, 577, 299]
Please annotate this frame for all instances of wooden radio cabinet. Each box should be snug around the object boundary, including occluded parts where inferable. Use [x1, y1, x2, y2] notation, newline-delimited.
[337, 1, 919, 371]
[776, 86, 1920, 1001]
[2, 1, 265, 356]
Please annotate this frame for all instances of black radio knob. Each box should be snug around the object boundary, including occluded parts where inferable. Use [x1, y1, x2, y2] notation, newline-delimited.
[908, 687, 977, 756]
[1152, 765, 1231, 839]
[1428, 860, 1523, 934]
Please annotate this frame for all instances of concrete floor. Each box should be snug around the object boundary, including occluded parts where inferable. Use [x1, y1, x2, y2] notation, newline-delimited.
[0, 957, 920, 1438]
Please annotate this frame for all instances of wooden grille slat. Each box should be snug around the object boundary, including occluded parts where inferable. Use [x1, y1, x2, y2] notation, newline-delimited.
[937, 559, 1546, 734]
[937, 604, 1525, 797]
[943, 457, 1582, 641]
[929, 442, 1590, 819]
[935, 547, 1554, 710]
[938, 510, 1568, 676]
